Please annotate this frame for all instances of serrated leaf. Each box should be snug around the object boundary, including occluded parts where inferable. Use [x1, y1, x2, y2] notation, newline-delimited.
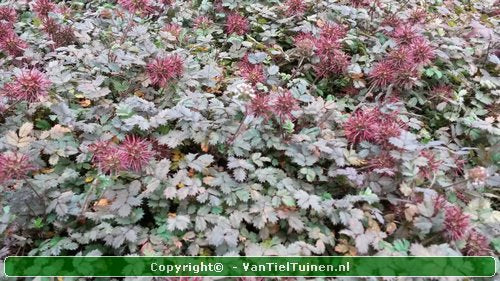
[19, 122, 33, 138]
[188, 154, 214, 172]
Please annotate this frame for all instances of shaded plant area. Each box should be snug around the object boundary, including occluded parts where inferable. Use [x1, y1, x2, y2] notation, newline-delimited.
[0, 0, 499, 277]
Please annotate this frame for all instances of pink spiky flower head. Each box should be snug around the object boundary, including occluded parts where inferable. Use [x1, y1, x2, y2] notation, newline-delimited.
[284, 0, 307, 17]
[239, 56, 266, 85]
[350, 0, 372, 8]
[464, 230, 491, 256]
[408, 8, 428, 25]
[41, 16, 60, 34]
[52, 25, 76, 48]
[313, 49, 350, 77]
[431, 85, 454, 100]
[343, 108, 380, 144]
[118, 0, 152, 15]
[147, 55, 184, 88]
[369, 60, 396, 88]
[0, 6, 17, 24]
[293, 33, 315, 56]
[433, 194, 448, 214]
[2, 68, 51, 102]
[367, 152, 396, 176]
[382, 14, 403, 28]
[419, 150, 441, 180]
[118, 135, 155, 172]
[0, 152, 36, 183]
[89, 140, 123, 174]
[319, 22, 347, 42]
[443, 205, 470, 241]
[0, 32, 28, 57]
[374, 117, 404, 146]
[226, 12, 249, 36]
[163, 23, 182, 39]
[272, 89, 299, 122]
[246, 92, 273, 121]
[0, 22, 13, 41]
[409, 37, 434, 66]
[193, 16, 212, 29]
[315, 23, 347, 56]
[387, 46, 414, 68]
[394, 64, 419, 89]
[32, 0, 57, 19]
[390, 23, 419, 45]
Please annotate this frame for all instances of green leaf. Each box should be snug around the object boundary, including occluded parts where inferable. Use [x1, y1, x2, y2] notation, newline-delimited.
[393, 239, 410, 253]
[283, 120, 295, 134]
[35, 119, 51, 130]
[33, 217, 44, 229]
[111, 79, 130, 93]
[282, 196, 296, 207]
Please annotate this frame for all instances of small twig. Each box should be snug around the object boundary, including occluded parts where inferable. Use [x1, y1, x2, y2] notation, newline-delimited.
[439, 179, 469, 189]
[482, 39, 492, 64]
[0, 100, 22, 117]
[353, 83, 376, 112]
[24, 180, 46, 214]
[227, 113, 248, 145]
[78, 180, 98, 219]
[379, 197, 413, 204]
[24, 199, 38, 217]
[421, 233, 441, 246]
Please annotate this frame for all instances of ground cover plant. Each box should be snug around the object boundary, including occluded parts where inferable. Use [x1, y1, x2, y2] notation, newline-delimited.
[0, 0, 499, 279]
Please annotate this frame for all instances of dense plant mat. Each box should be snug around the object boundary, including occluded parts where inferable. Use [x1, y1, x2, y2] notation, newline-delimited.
[0, 0, 499, 270]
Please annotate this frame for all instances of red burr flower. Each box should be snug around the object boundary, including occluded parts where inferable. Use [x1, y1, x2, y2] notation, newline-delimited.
[315, 23, 347, 55]
[350, 0, 372, 8]
[0, 32, 27, 57]
[312, 23, 350, 77]
[147, 55, 184, 87]
[409, 37, 434, 66]
[118, 0, 152, 15]
[118, 135, 155, 172]
[2, 68, 51, 102]
[293, 33, 315, 56]
[419, 150, 441, 180]
[89, 141, 123, 174]
[367, 152, 397, 176]
[284, 0, 307, 17]
[443, 206, 470, 241]
[313, 49, 350, 77]
[394, 64, 419, 89]
[193, 16, 212, 29]
[272, 89, 299, 122]
[343, 108, 380, 144]
[239, 57, 266, 85]
[0, 152, 36, 183]
[464, 230, 491, 256]
[163, 23, 182, 38]
[391, 23, 418, 45]
[369, 60, 396, 88]
[0, 6, 17, 25]
[32, 0, 57, 19]
[226, 12, 249, 36]
[247, 93, 273, 121]
[408, 8, 428, 25]
[381, 14, 403, 28]
[374, 118, 404, 146]
[387, 46, 414, 68]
